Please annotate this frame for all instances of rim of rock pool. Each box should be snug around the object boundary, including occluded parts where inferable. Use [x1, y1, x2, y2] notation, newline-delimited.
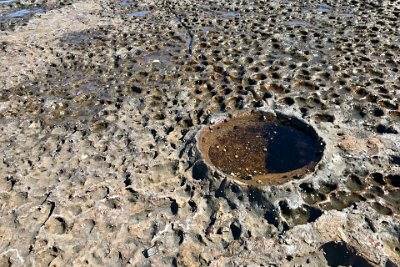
[197, 112, 325, 186]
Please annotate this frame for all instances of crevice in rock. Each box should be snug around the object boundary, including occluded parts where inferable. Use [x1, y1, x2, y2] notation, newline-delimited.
[165, 2, 194, 56]
[29, 199, 56, 254]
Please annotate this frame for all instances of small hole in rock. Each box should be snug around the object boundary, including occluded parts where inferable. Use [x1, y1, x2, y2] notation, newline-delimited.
[230, 222, 241, 240]
[170, 199, 179, 215]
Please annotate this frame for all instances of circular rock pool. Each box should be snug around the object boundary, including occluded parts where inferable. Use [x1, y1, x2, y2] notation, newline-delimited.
[198, 112, 325, 186]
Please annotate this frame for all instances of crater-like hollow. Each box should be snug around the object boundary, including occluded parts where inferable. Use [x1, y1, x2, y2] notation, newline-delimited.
[198, 112, 324, 186]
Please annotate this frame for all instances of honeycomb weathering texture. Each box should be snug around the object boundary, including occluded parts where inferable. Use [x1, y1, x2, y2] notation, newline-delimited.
[0, 0, 400, 266]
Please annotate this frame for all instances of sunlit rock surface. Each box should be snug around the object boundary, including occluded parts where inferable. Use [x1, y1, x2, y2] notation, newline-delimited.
[0, 0, 399, 265]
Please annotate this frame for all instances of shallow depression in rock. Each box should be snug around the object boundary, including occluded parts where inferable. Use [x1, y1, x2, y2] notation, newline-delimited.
[198, 113, 324, 185]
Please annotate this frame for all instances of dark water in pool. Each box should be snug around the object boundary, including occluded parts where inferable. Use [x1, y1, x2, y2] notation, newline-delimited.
[265, 123, 323, 173]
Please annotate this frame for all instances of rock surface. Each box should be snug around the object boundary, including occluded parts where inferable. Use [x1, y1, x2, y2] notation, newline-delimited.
[0, 0, 399, 266]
